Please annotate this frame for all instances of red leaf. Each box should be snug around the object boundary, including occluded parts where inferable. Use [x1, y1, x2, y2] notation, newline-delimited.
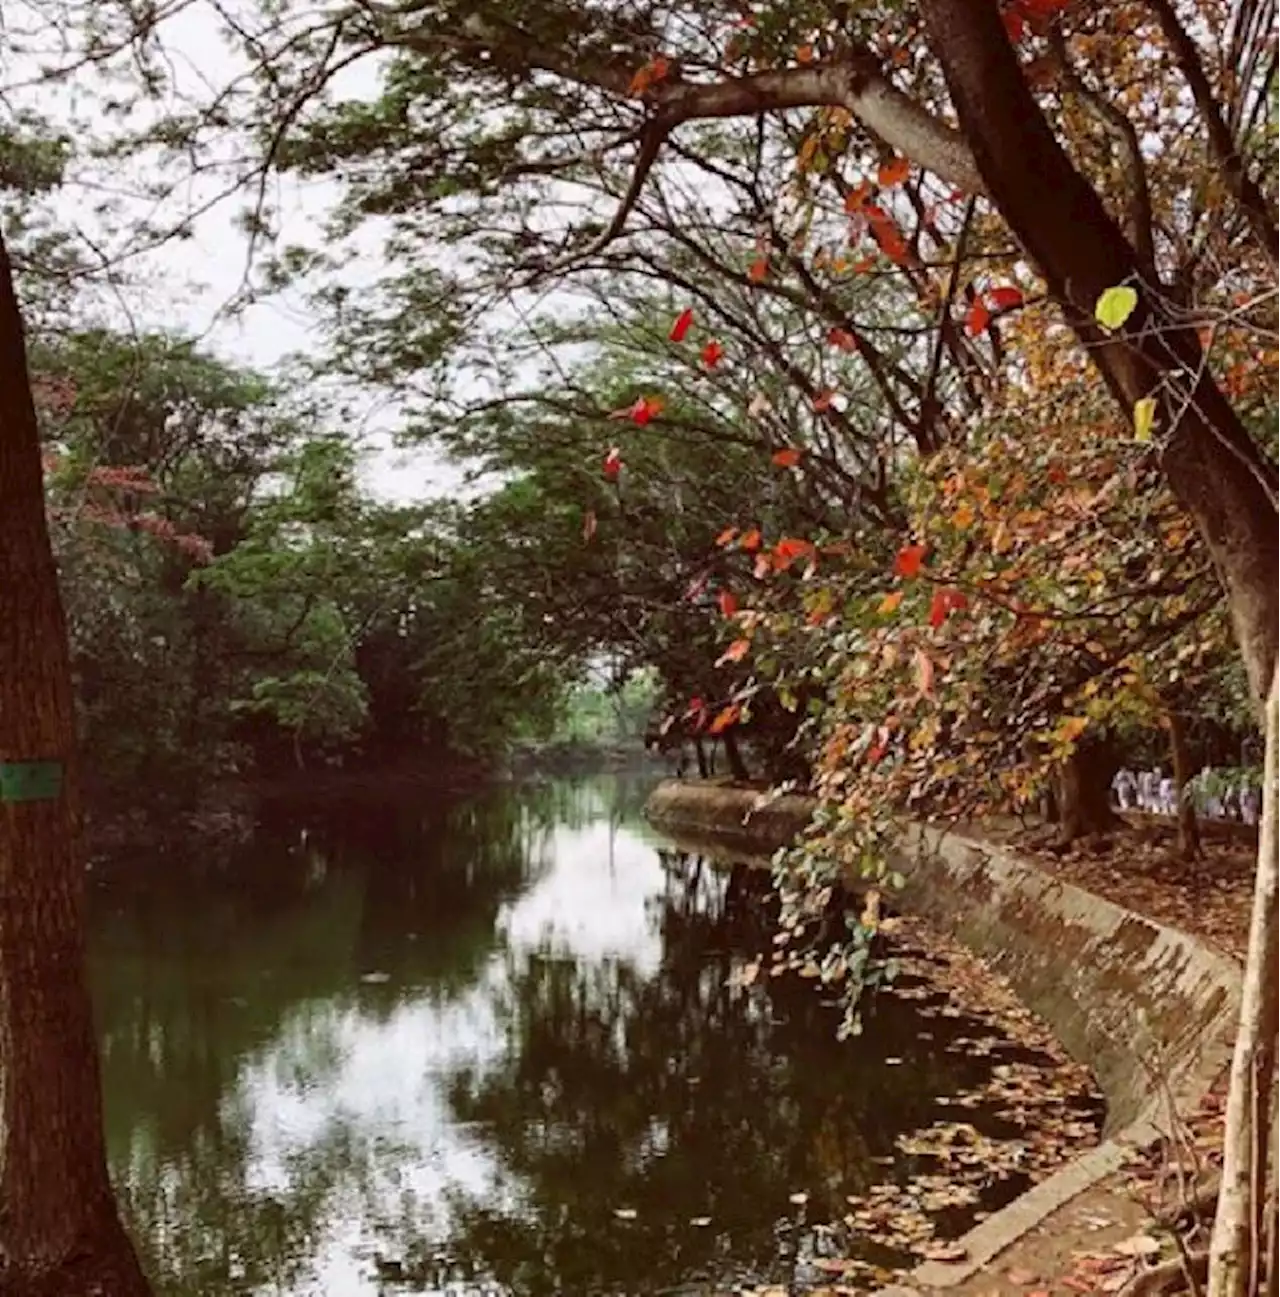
[988, 285, 1024, 311]
[812, 388, 837, 412]
[893, 544, 927, 578]
[701, 339, 725, 369]
[669, 308, 694, 342]
[772, 447, 803, 468]
[603, 448, 623, 480]
[739, 528, 762, 552]
[629, 395, 663, 424]
[774, 537, 816, 571]
[582, 509, 598, 542]
[827, 327, 859, 353]
[718, 589, 739, 618]
[748, 257, 769, 283]
[609, 395, 663, 424]
[965, 299, 992, 336]
[928, 587, 969, 628]
[1002, 7, 1026, 41]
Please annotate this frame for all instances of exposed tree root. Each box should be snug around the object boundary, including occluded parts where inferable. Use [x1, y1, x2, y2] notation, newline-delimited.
[1156, 1178, 1222, 1232]
[1121, 1249, 1210, 1297]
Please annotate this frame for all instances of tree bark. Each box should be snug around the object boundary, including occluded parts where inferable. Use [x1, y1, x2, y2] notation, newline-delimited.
[0, 235, 150, 1293]
[722, 728, 751, 783]
[917, 0, 1279, 721]
[1208, 666, 1279, 1297]
[1166, 706, 1203, 860]
[1054, 741, 1120, 845]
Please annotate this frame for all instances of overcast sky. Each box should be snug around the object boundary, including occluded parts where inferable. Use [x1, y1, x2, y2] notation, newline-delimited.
[24, 0, 464, 504]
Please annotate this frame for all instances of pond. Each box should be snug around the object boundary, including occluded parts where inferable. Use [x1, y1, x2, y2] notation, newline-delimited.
[89, 774, 1099, 1296]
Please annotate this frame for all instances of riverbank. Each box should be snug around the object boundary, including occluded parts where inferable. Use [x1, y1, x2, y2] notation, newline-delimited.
[644, 780, 1252, 1295]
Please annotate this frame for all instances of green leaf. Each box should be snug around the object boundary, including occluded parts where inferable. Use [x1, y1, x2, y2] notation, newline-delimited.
[1133, 396, 1157, 442]
[1095, 285, 1138, 331]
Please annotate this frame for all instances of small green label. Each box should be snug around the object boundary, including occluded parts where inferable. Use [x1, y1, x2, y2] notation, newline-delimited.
[0, 760, 65, 804]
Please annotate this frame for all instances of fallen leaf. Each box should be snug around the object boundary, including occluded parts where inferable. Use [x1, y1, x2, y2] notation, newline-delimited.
[1113, 1234, 1161, 1258]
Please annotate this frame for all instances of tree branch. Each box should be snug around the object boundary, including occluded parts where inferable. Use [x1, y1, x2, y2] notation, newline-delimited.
[1144, 0, 1278, 263]
[1048, 29, 1157, 273]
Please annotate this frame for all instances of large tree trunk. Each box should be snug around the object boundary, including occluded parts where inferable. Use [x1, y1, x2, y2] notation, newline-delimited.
[0, 237, 150, 1293]
[1054, 741, 1120, 845]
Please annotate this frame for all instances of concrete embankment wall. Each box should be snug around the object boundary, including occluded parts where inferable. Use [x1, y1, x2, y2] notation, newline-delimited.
[644, 779, 1243, 1287]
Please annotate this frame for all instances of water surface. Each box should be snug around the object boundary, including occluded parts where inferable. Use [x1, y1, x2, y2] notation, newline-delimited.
[89, 775, 1080, 1296]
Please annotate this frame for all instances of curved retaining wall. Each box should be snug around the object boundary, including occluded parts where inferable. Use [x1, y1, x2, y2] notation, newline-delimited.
[644, 779, 1243, 1287]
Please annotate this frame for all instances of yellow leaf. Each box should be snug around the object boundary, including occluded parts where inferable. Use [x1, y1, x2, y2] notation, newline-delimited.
[951, 501, 976, 530]
[1133, 396, 1157, 442]
[1095, 284, 1138, 331]
[1058, 715, 1089, 742]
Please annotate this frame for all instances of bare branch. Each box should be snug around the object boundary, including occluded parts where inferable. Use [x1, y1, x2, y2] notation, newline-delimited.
[1144, 0, 1278, 263]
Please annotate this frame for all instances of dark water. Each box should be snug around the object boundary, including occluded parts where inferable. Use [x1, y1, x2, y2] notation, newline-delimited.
[88, 775, 1076, 1296]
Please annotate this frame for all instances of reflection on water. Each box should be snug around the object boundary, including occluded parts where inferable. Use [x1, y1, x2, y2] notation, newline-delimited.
[89, 776, 1040, 1295]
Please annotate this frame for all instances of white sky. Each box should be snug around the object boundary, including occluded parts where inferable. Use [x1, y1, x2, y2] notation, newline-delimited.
[19, 0, 463, 503]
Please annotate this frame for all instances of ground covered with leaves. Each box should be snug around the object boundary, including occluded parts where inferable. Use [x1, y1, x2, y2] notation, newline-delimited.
[916, 821, 1254, 1297]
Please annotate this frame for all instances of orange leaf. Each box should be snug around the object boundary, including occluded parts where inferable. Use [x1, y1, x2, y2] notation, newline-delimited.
[775, 537, 815, 560]
[717, 638, 751, 665]
[965, 300, 992, 335]
[772, 447, 803, 468]
[843, 181, 873, 213]
[879, 590, 904, 615]
[717, 589, 739, 618]
[812, 388, 837, 412]
[715, 526, 738, 547]
[669, 308, 694, 342]
[868, 210, 909, 264]
[709, 703, 741, 734]
[796, 43, 815, 63]
[893, 544, 927, 578]
[877, 156, 910, 187]
[701, 339, 725, 369]
[582, 509, 598, 542]
[740, 528, 762, 552]
[748, 256, 769, 283]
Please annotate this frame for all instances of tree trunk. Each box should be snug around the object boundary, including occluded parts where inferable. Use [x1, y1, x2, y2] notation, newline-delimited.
[1054, 740, 1120, 844]
[722, 728, 751, 782]
[917, 0, 1279, 722]
[1208, 666, 1279, 1297]
[1166, 706, 1203, 860]
[0, 236, 150, 1294]
[694, 736, 710, 779]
